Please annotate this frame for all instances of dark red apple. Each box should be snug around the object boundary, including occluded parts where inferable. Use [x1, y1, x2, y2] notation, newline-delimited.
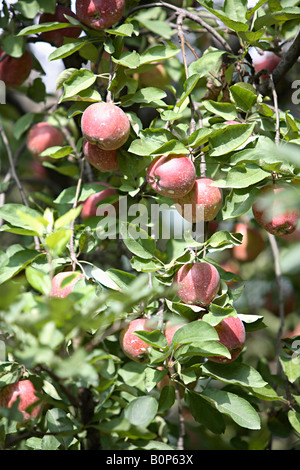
[81, 102, 130, 151]
[75, 0, 125, 30]
[208, 316, 246, 364]
[83, 139, 119, 172]
[174, 262, 220, 306]
[146, 154, 196, 198]
[51, 271, 85, 298]
[80, 182, 118, 220]
[39, 5, 82, 47]
[119, 318, 153, 362]
[252, 184, 300, 236]
[26, 122, 65, 160]
[233, 222, 265, 262]
[0, 48, 33, 89]
[0, 380, 42, 419]
[174, 177, 223, 223]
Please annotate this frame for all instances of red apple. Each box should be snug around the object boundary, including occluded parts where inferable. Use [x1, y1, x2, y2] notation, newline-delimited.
[225, 121, 241, 125]
[75, 0, 125, 30]
[0, 380, 42, 419]
[174, 177, 223, 223]
[83, 139, 119, 172]
[233, 222, 265, 262]
[51, 271, 85, 298]
[39, 5, 82, 47]
[26, 122, 65, 160]
[208, 316, 246, 364]
[253, 51, 281, 78]
[252, 184, 300, 236]
[146, 154, 196, 198]
[174, 262, 220, 306]
[81, 102, 130, 151]
[119, 318, 153, 362]
[0, 48, 33, 89]
[80, 182, 118, 220]
[164, 321, 187, 347]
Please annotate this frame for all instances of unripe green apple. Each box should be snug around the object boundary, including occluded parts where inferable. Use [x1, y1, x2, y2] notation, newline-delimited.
[0, 48, 33, 89]
[208, 316, 246, 364]
[76, 0, 125, 30]
[252, 184, 300, 236]
[119, 318, 153, 362]
[81, 102, 130, 151]
[174, 177, 223, 223]
[0, 380, 42, 420]
[174, 262, 220, 306]
[39, 5, 82, 47]
[146, 154, 196, 198]
[26, 122, 65, 160]
[51, 271, 85, 298]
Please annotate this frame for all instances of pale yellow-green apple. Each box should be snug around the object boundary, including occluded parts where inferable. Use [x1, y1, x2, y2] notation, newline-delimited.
[39, 5, 82, 47]
[208, 316, 246, 364]
[26, 122, 65, 160]
[76, 0, 125, 30]
[0, 48, 32, 89]
[233, 221, 265, 262]
[51, 271, 85, 298]
[252, 184, 300, 236]
[174, 177, 223, 223]
[119, 318, 153, 362]
[80, 182, 118, 220]
[138, 63, 171, 90]
[174, 262, 220, 306]
[0, 380, 42, 419]
[83, 139, 119, 172]
[146, 154, 196, 198]
[81, 102, 130, 151]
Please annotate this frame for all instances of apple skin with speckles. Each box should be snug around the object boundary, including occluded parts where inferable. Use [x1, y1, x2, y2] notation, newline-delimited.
[76, 0, 125, 30]
[208, 316, 246, 364]
[0, 380, 42, 420]
[83, 139, 119, 172]
[26, 122, 65, 160]
[81, 102, 130, 151]
[252, 185, 300, 237]
[174, 262, 220, 307]
[146, 154, 196, 198]
[0, 49, 33, 89]
[119, 318, 153, 362]
[174, 177, 223, 223]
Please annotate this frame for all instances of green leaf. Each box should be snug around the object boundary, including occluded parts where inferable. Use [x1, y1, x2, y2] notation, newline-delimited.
[59, 69, 97, 101]
[124, 396, 158, 428]
[121, 223, 156, 260]
[280, 354, 300, 383]
[185, 391, 225, 434]
[45, 230, 72, 255]
[106, 23, 134, 37]
[25, 265, 51, 295]
[49, 41, 89, 62]
[172, 320, 219, 345]
[0, 244, 40, 284]
[54, 183, 109, 205]
[139, 43, 180, 65]
[40, 145, 73, 159]
[134, 330, 168, 350]
[197, 0, 249, 31]
[230, 83, 258, 112]
[222, 185, 261, 220]
[208, 123, 255, 156]
[212, 164, 270, 188]
[201, 362, 268, 388]
[201, 388, 261, 430]
[188, 47, 225, 77]
[202, 100, 238, 120]
[18, 21, 80, 36]
[158, 385, 176, 412]
[112, 50, 141, 69]
[288, 410, 300, 435]
[98, 417, 157, 440]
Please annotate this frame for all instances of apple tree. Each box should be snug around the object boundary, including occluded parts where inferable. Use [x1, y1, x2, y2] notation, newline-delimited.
[0, 0, 300, 451]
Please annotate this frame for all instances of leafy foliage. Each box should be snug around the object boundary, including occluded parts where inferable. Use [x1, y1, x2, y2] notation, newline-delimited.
[0, 0, 300, 451]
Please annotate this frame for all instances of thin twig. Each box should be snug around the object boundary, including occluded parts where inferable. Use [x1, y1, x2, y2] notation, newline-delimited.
[269, 74, 280, 146]
[69, 156, 85, 271]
